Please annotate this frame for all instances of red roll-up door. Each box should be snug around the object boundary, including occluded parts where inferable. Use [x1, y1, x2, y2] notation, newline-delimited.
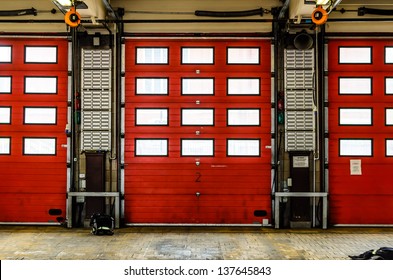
[0, 38, 68, 223]
[124, 38, 271, 224]
[328, 39, 393, 225]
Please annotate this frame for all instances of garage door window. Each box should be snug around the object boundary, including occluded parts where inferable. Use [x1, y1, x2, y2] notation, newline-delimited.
[136, 78, 168, 95]
[339, 108, 372, 125]
[24, 107, 57, 124]
[182, 78, 214, 95]
[386, 139, 393, 156]
[227, 78, 260, 95]
[0, 77, 11, 93]
[181, 47, 214, 64]
[25, 77, 57, 94]
[227, 139, 260, 156]
[23, 138, 56, 155]
[339, 77, 372, 95]
[385, 78, 393, 94]
[227, 47, 260, 64]
[227, 109, 260, 126]
[0, 137, 10, 155]
[0, 107, 11, 124]
[339, 139, 373, 156]
[136, 108, 168, 126]
[181, 139, 214, 156]
[339, 47, 372, 64]
[135, 139, 168, 156]
[181, 109, 214, 126]
[25, 46, 57, 63]
[385, 47, 393, 64]
[0, 46, 12, 63]
[136, 47, 168, 64]
[385, 108, 393, 125]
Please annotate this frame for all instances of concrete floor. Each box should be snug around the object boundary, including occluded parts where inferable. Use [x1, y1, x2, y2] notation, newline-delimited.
[0, 226, 392, 260]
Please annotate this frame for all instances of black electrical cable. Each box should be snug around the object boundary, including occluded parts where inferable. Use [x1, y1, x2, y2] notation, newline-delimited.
[358, 7, 393, 16]
[195, 8, 264, 17]
[0, 8, 37, 16]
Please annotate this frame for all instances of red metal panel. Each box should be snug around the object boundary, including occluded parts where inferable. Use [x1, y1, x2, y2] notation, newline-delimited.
[328, 39, 393, 225]
[0, 38, 68, 223]
[124, 39, 271, 224]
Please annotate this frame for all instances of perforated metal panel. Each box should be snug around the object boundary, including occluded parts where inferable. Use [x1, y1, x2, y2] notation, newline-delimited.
[284, 49, 315, 151]
[81, 49, 112, 151]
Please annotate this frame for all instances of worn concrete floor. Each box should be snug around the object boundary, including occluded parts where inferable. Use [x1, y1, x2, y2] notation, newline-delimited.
[0, 226, 392, 260]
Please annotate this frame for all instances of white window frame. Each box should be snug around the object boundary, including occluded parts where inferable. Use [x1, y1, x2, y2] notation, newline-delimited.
[385, 47, 393, 64]
[136, 47, 168, 64]
[135, 108, 169, 126]
[339, 77, 372, 95]
[181, 78, 214, 95]
[136, 78, 168, 95]
[339, 139, 372, 157]
[386, 139, 393, 156]
[0, 107, 11, 124]
[181, 47, 214, 64]
[0, 137, 11, 155]
[24, 138, 56, 155]
[0, 46, 12, 63]
[227, 109, 260, 126]
[24, 107, 57, 125]
[135, 139, 168, 156]
[385, 108, 393, 125]
[25, 46, 57, 63]
[339, 108, 372, 126]
[181, 109, 214, 126]
[227, 78, 260, 95]
[385, 77, 393, 94]
[339, 47, 372, 64]
[0, 76, 11, 93]
[227, 47, 260, 64]
[181, 139, 214, 156]
[227, 139, 261, 157]
[25, 77, 57, 94]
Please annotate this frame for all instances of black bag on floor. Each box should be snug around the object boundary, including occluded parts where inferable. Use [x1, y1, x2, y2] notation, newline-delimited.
[90, 213, 114, 235]
[349, 247, 393, 260]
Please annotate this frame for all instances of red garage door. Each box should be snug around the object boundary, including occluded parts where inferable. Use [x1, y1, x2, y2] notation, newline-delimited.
[124, 38, 272, 224]
[328, 39, 393, 225]
[0, 38, 68, 223]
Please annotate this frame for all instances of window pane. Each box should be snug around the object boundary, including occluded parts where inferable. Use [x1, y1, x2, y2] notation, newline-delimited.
[227, 139, 260, 156]
[24, 138, 56, 155]
[0, 137, 10, 154]
[339, 78, 371, 95]
[182, 47, 214, 64]
[136, 48, 168, 64]
[0, 107, 11, 124]
[339, 47, 372, 64]
[0, 77, 11, 93]
[386, 78, 393, 94]
[386, 109, 393, 125]
[385, 47, 393, 63]
[25, 77, 57, 94]
[181, 109, 214, 126]
[135, 139, 168, 156]
[339, 108, 372, 125]
[24, 107, 57, 124]
[386, 139, 393, 156]
[136, 78, 168, 95]
[227, 47, 259, 64]
[136, 109, 168, 125]
[25, 46, 57, 63]
[0, 46, 11, 63]
[339, 139, 372, 156]
[182, 78, 214, 95]
[181, 139, 214, 156]
[228, 109, 260, 126]
[228, 78, 260, 95]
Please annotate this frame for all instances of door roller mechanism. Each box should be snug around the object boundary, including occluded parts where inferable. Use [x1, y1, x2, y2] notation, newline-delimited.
[65, 6, 81, 27]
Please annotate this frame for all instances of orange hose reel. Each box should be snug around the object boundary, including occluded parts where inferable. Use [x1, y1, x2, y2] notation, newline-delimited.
[65, 6, 81, 28]
[312, 6, 328, 25]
